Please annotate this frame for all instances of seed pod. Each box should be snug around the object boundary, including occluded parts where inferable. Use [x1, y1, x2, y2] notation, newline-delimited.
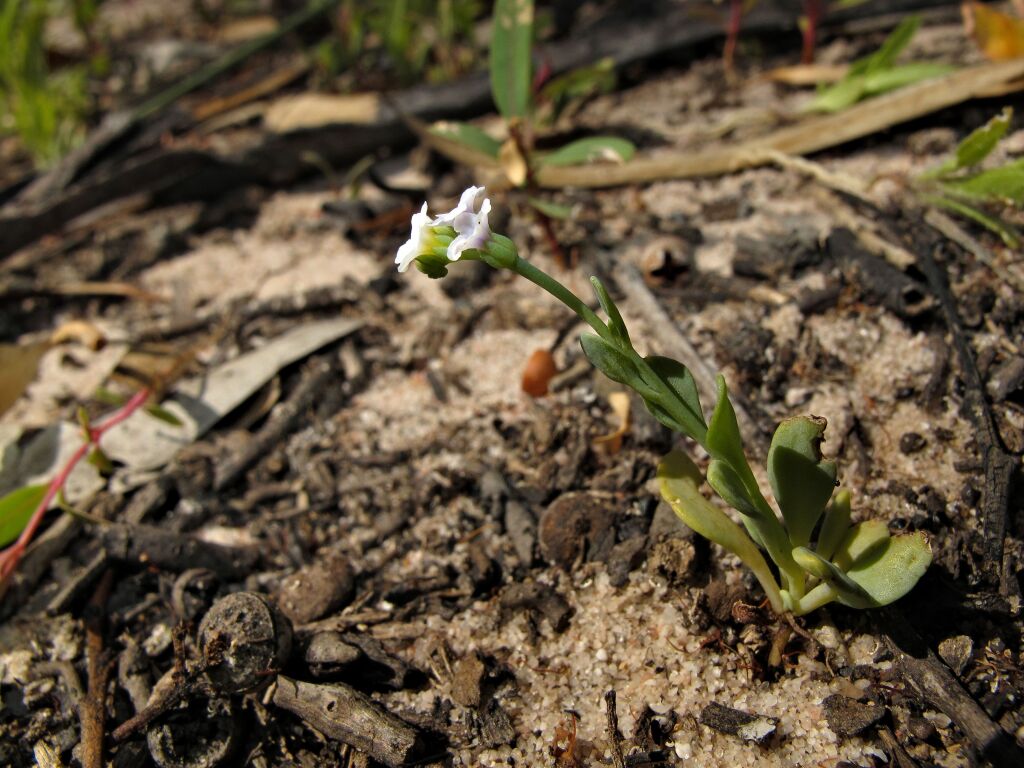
[198, 592, 292, 695]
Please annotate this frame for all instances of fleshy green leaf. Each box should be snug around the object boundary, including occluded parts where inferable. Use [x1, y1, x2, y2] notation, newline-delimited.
[579, 333, 641, 388]
[926, 107, 1012, 178]
[489, 0, 533, 120]
[536, 136, 636, 167]
[844, 531, 932, 607]
[589, 277, 630, 347]
[792, 545, 874, 608]
[833, 520, 890, 572]
[658, 451, 783, 614]
[707, 459, 766, 547]
[816, 489, 851, 561]
[768, 416, 837, 547]
[705, 376, 769, 517]
[0, 484, 47, 547]
[429, 121, 502, 158]
[641, 355, 706, 442]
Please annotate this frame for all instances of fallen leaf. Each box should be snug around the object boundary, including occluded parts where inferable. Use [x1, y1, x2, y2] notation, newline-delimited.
[499, 137, 529, 187]
[0, 342, 51, 417]
[50, 320, 105, 350]
[963, 1, 1024, 60]
[264, 92, 382, 132]
[764, 63, 849, 85]
[593, 391, 632, 455]
[521, 349, 558, 397]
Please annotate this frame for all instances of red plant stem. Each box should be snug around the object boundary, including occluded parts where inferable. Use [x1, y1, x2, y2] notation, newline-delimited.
[0, 389, 151, 583]
[724, 0, 743, 71]
[802, 0, 822, 64]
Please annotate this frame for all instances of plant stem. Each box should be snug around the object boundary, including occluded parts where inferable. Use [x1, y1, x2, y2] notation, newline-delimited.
[512, 258, 610, 340]
[0, 389, 151, 587]
[786, 581, 835, 616]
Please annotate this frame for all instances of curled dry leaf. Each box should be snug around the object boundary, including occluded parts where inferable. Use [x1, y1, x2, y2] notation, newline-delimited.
[962, 1, 1024, 60]
[499, 137, 529, 187]
[50, 320, 105, 350]
[521, 348, 558, 397]
[593, 391, 631, 455]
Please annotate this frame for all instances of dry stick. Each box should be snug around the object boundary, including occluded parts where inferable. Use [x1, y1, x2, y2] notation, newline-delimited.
[81, 569, 114, 768]
[213, 355, 336, 491]
[884, 610, 1024, 768]
[908, 221, 1017, 595]
[527, 58, 1024, 188]
[604, 690, 626, 768]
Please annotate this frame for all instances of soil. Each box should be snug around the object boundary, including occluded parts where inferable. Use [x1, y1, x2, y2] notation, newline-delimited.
[2, 4, 1024, 768]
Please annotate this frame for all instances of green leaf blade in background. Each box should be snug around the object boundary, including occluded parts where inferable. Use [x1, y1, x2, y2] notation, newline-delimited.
[938, 158, 1024, 205]
[429, 121, 502, 158]
[490, 0, 533, 120]
[537, 136, 636, 167]
[0, 484, 47, 547]
[926, 107, 1012, 178]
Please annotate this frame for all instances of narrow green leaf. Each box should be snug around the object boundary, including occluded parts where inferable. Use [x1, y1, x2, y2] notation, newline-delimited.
[767, 416, 837, 547]
[526, 196, 573, 219]
[705, 376, 770, 518]
[926, 107, 1012, 178]
[925, 194, 1021, 249]
[658, 451, 784, 614]
[938, 158, 1024, 205]
[579, 333, 641, 388]
[429, 121, 502, 158]
[589, 277, 630, 347]
[489, 0, 533, 119]
[87, 446, 115, 475]
[806, 76, 867, 114]
[93, 386, 127, 407]
[865, 15, 920, 74]
[536, 136, 636, 167]
[861, 62, 953, 96]
[642, 355, 706, 441]
[0, 484, 47, 547]
[145, 403, 184, 427]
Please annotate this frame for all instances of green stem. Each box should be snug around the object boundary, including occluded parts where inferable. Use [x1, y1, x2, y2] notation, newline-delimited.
[784, 582, 835, 616]
[512, 258, 611, 341]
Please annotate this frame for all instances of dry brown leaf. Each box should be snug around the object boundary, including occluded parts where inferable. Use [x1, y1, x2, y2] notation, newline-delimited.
[194, 59, 309, 122]
[521, 348, 558, 397]
[0, 341, 51, 417]
[962, 1, 1024, 60]
[264, 92, 382, 132]
[593, 391, 631, 455]
[764, 63, 848, 85]
[50, 320, 105, 350]
[215, 15, 279, 43]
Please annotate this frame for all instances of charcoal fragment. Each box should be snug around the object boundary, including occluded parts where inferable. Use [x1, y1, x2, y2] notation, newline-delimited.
[822, 694, 885, 737]
[699, 702, 778, 745]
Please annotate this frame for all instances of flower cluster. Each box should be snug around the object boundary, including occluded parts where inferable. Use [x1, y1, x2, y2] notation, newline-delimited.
[395, 186, 493, 276]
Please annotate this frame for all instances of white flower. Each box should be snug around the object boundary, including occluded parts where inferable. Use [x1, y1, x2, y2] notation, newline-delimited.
[433, 185, 487, 233]
[395, 202, 434, 272]
[433, 186, 491, 261]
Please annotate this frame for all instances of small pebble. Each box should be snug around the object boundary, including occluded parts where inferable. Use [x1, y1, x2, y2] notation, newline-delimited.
[938, 635, 973, 677]
[899, 432, 926, 454]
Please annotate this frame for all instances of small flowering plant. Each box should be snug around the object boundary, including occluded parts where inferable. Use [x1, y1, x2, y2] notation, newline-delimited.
[397, 189, 932, 617]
